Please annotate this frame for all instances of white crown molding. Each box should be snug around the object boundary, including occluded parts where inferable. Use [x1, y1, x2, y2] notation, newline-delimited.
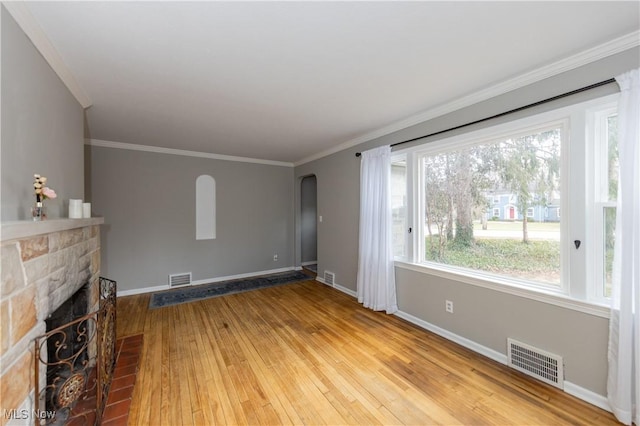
[3, 1, 92, 108]
[86, 138, 294, 167]
[294, 30, 640, 167]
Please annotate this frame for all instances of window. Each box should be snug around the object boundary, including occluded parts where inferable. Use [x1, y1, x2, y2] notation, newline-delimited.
[419, 124, 563, 288]
[391, 157, 408, 258]
[392, 93, 619, 308]
[590, 105, 618, 300]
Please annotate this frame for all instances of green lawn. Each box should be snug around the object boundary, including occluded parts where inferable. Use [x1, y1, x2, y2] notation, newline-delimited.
[425, 237, 561, 285]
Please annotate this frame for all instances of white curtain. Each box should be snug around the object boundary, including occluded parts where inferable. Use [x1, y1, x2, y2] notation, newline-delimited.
[607, 68, 640, 426]
[357, 145, 398, 314]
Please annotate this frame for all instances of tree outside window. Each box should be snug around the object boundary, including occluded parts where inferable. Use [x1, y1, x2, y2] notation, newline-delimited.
[421, 126, 562, 287]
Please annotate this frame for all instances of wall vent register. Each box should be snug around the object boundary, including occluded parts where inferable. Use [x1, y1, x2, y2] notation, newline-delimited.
[507, 338, 564, 389]
[324, 271, 335, 286]
[169, 272, 192, 287]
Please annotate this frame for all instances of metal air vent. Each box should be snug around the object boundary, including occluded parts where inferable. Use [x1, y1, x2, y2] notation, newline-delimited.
[507, 338, 564, 389]
[169, 272, 192, 287]
[324, 271, 335, 286]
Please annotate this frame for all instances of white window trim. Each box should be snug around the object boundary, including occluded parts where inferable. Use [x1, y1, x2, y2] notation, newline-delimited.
[414, 116, 570, 295]
[395, 261, 610, 318]
[391, 154, 412, 261]
[393, 93, 620, 317]
[586, 100, 619, 304]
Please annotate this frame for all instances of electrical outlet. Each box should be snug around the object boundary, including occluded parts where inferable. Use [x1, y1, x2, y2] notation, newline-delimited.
[273, 254, 278, 261]
[445, 300, 454, 313]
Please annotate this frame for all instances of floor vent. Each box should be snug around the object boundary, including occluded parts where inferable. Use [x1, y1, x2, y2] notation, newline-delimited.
[507, 338, 564, 389]
[169, 272, 192, 287]
[324, 271, 335, 286]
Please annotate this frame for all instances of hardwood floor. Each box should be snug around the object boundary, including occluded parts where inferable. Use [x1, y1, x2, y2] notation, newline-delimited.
[117, 279, 618, 425]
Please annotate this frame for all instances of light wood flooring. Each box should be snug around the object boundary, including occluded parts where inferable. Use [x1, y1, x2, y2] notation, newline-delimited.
[117, 279, 619, 425]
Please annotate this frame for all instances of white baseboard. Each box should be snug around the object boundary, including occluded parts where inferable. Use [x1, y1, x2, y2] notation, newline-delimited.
[118, 284, 170, 297]
[117, 266, 298, 297]
[315, 276, 357, 298]
[563, 381, 611, 412]
[301, 260, 318, 266]
[394, 309, 611, 413]
[333, 282, 356, 298]
[315, 276, 329, 286]
[394, 310, 507, 365]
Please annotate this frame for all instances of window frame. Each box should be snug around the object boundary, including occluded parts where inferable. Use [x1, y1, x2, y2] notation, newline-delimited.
[414, 117, 570, 294]
[391, 155, 410, 260]
[392, 93, 619, 317]
[586, 101, 619, 304]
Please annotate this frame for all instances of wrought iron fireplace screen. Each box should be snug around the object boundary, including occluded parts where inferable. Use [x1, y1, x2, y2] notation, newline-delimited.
[33, 277, 117, 426]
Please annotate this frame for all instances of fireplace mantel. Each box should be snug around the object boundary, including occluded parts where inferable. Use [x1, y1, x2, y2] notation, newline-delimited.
[1, 217, 104, 242]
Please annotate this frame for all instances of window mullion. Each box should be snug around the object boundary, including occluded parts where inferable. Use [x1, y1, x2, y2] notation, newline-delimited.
[414, 152, 424, 264]
[405, 152, 415, 262]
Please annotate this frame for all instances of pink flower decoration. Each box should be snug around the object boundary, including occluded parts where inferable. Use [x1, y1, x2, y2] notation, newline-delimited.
[42, 187, 57, 199]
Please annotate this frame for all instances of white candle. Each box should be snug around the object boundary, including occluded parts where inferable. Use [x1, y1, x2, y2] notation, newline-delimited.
[82, 203, 91, 218]
[69, 199, 83, 218]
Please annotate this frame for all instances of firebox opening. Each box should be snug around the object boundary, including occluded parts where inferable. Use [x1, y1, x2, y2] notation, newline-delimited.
[44, 282, 92, 417]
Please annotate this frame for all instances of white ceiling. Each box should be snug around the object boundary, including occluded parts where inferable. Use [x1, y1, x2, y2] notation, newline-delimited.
[23, 1, 640, 164]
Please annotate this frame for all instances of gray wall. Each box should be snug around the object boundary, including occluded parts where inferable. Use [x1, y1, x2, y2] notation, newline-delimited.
[87, 146, 294, 292]
[300, 175, 317, 263]
[295, 151, 360, 284]
[294, 47, 640, 396]
[1, 7, 84, 221]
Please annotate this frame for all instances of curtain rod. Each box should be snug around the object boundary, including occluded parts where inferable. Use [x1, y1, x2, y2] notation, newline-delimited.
[355, 77, 617, 157]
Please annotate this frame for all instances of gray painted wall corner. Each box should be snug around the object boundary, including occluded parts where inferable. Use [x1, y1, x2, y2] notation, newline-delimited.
[1, 7, 84, 221]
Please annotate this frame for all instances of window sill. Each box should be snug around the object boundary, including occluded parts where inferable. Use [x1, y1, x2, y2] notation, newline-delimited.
[394, 260, 610, 319]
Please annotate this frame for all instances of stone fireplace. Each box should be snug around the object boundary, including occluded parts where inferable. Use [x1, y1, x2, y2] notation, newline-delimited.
[1, 218, 103, 426]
